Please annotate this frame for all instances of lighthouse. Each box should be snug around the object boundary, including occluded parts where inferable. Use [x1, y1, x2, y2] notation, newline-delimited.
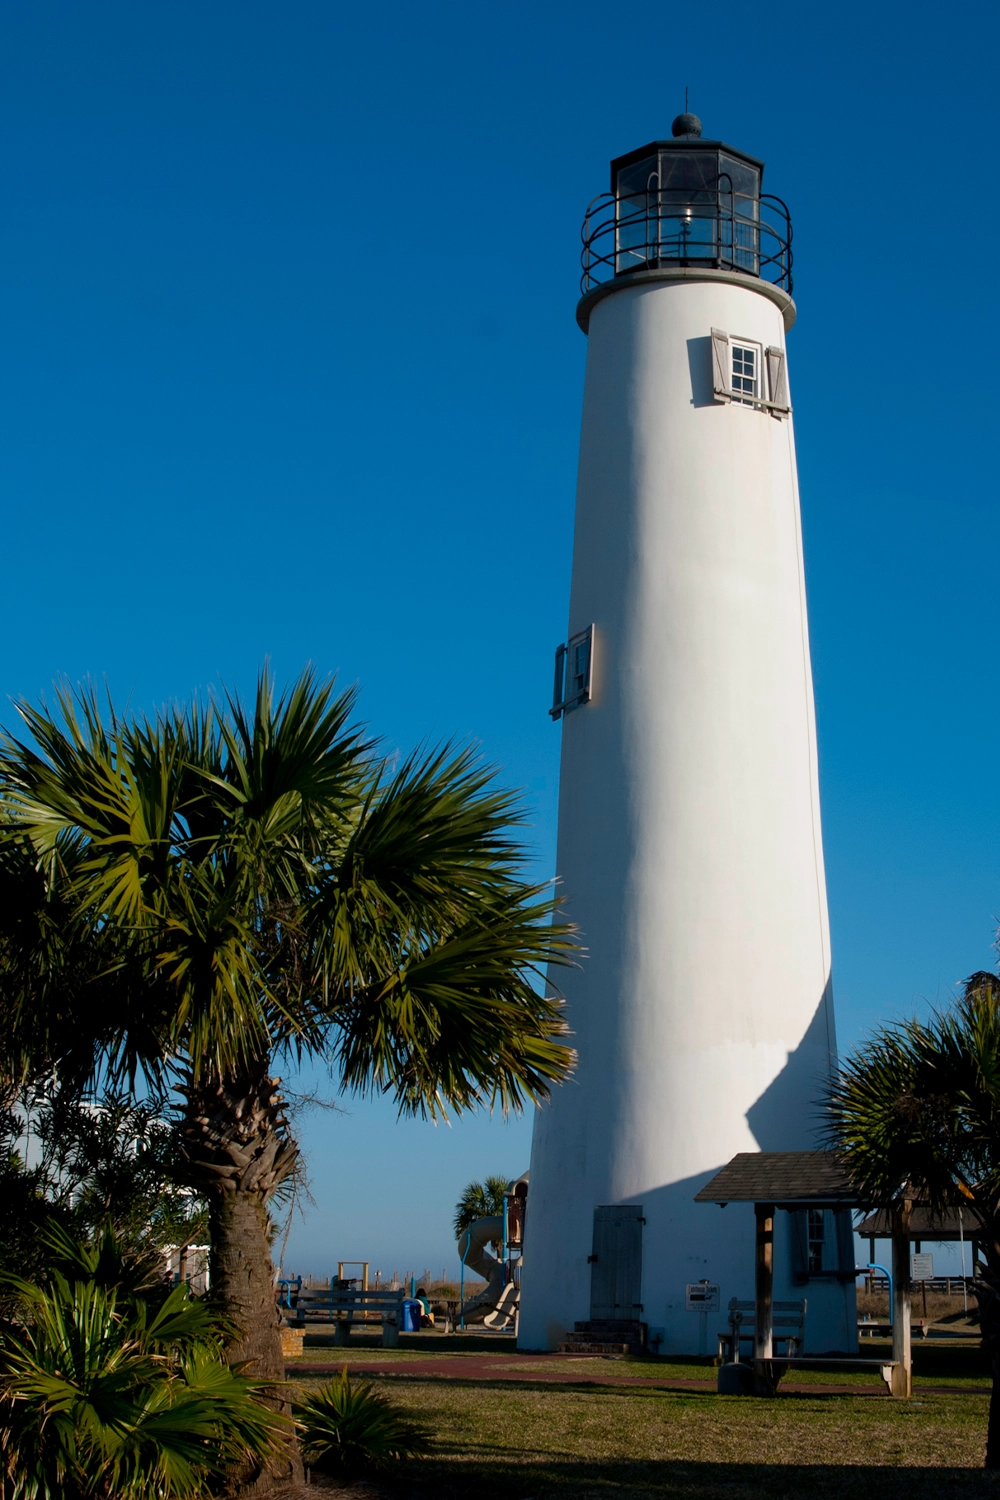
[519, 116, 856, 1354]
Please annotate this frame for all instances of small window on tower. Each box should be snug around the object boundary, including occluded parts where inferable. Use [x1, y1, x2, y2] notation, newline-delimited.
[551, 625, 594, 720]
[731, 341, 762, 405]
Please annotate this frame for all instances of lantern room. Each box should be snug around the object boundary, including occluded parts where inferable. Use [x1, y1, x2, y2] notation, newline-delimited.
[580, 113, 792, 296]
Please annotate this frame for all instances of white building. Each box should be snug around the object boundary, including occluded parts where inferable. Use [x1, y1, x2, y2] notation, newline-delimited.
[519, 115, 856, 1356]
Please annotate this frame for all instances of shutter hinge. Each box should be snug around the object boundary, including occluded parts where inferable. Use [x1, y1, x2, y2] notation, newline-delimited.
[587, 1255, 598, 1263]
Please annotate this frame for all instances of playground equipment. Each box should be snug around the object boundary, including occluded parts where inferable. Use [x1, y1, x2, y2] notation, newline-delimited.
[457, 1172, 527, 1330]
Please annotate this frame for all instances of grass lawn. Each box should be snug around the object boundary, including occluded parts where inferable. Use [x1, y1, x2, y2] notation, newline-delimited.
[293, 1345, 999, 1498]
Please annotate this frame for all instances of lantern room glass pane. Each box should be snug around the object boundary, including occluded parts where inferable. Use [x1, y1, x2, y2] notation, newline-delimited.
[614, 155, 657, 274]
[718, 154, 759, 200]
[718, 154, 760, 275]
[609, 145, 765, 279]
[657, 150, 719, 199]
[615, 155, 659, 200]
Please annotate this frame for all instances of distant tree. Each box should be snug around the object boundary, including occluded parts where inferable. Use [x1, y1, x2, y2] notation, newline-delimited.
[454, 1174, 510, 1253]
[0, 1086, 208, 1309]
[825, 971, 1000, 1467]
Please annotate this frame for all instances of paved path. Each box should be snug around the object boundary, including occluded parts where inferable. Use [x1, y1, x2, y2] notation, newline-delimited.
[285, 1352, 983, 1397]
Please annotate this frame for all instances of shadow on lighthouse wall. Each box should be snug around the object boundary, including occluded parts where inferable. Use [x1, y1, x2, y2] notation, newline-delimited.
[745, 978, 837, 1152]
[623, 984, 836, 1237]
[686, 335, 716, 407]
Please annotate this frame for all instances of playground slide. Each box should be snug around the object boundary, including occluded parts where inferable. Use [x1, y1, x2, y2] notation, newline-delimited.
[457, 1215, 517, 1328]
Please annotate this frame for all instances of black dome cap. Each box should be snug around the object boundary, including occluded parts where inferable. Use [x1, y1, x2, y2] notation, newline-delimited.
[671, 112, 702, 138]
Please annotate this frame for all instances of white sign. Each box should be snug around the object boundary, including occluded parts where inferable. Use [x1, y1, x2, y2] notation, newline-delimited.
[685, 1282, 720, 1311]
[911, 1252, 934, 1281]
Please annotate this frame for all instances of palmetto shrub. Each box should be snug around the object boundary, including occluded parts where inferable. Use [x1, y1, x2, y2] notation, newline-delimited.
[297, 1367, 430, 1475]
[0, 1225, 283, 1499]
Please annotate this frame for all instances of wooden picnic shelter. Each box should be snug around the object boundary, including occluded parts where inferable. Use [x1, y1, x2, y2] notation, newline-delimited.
[696, 1151, 911, 1396]
[857, 1203, 983, 1253]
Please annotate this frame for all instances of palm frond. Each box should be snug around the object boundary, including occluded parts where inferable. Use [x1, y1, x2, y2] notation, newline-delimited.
[825, 974, 1000, 1247]
[0, 667, 579, 1122]
[453, 1175, 510, 1240]
[0, 1229, 285, 1499]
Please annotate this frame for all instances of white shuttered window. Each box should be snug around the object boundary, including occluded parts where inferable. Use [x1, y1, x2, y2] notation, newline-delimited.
[710, 327, 791, 417]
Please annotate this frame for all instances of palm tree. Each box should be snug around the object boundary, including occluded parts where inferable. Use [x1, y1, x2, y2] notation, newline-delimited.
[453, 1174, 510, 1253]
[0, 668, 576, 1493]
[825, 971, 1000, 1466]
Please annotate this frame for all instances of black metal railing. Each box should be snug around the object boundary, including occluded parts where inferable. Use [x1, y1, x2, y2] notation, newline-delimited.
[581, 180, 793, 297]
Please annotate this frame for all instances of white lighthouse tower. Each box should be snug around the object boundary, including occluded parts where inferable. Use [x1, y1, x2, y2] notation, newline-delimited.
[520, 115, 855, 1354]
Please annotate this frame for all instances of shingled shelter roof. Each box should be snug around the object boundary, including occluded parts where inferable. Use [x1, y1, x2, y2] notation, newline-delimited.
[694, 1151, 858, 1207]
[856, 1205, 984, 1241]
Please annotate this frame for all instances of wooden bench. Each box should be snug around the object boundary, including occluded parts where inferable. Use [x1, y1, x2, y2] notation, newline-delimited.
[859, 1319, 928, 1339]
[718, 1298, 806, 1362]
[756, 1355, 900, 1396]
[292, 1285, 407, 1348]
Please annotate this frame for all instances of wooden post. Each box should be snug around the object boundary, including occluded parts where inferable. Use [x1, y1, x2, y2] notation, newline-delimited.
[753, 1202, 775, 1394]
[890, 1201, 912, 1398]
[754, 1203, 775, 1358]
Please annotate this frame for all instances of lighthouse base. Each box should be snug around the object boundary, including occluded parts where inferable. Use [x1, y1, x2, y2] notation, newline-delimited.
[518, 1179, 857, 1358]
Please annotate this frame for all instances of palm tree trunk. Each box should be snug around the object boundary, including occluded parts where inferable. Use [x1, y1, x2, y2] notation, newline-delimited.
[209, 1189, 285, 1382]
[179, 1063, 301, 1496]
[210, 1190, 297, 1495]
[973, 1265, 1000, 1468]
[987, 1354, 1000, 1470]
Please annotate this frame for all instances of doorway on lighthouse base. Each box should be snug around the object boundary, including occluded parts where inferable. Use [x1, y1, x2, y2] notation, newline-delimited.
[589, 1204, 644, 1321]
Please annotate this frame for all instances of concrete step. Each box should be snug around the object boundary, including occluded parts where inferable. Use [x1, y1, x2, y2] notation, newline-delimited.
[557, 1340, 633, 1354]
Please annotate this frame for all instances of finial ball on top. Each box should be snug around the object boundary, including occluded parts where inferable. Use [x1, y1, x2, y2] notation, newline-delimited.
[671, 113, 702, 138]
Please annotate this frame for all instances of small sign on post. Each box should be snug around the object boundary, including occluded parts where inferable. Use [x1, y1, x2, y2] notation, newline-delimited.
[686, 1282, 720, 1357]
[911, 1252, 934, 1281]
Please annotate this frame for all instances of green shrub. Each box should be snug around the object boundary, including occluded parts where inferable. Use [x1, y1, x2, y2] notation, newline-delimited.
[297, 1367, 430, 1475]
[0, 1226, 284, 1499]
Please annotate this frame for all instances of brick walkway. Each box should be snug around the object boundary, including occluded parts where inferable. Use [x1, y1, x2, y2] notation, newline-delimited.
[285, 1352, 971, 1397]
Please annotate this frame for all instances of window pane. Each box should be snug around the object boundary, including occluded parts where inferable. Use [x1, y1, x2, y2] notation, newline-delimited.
[719, 154, 759, 200]
[731, 345, 759, 401]
[807, 1209, 825, 1273]
[572, 636, 591, 695]
[657, 151, 719, 195]
[616, 156, 658, 197]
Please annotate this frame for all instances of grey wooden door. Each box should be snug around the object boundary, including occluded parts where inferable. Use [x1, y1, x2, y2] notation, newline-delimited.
[589, 1205, 643, 1320]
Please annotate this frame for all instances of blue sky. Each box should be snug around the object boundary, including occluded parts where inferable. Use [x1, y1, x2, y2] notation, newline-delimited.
[1, 0, 997, 1279]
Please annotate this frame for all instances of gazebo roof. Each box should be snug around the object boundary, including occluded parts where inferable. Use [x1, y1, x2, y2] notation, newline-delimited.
[694, 1151, 859, 1208]
[856, 1205, 984, 1242]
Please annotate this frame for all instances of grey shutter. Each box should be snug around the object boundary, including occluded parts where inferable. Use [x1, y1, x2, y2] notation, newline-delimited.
[711, 328, 731, 401]
[765, 345, 790, 413]
[789, 1211, 809, 1284]
[834, 1210, 856, 1281]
